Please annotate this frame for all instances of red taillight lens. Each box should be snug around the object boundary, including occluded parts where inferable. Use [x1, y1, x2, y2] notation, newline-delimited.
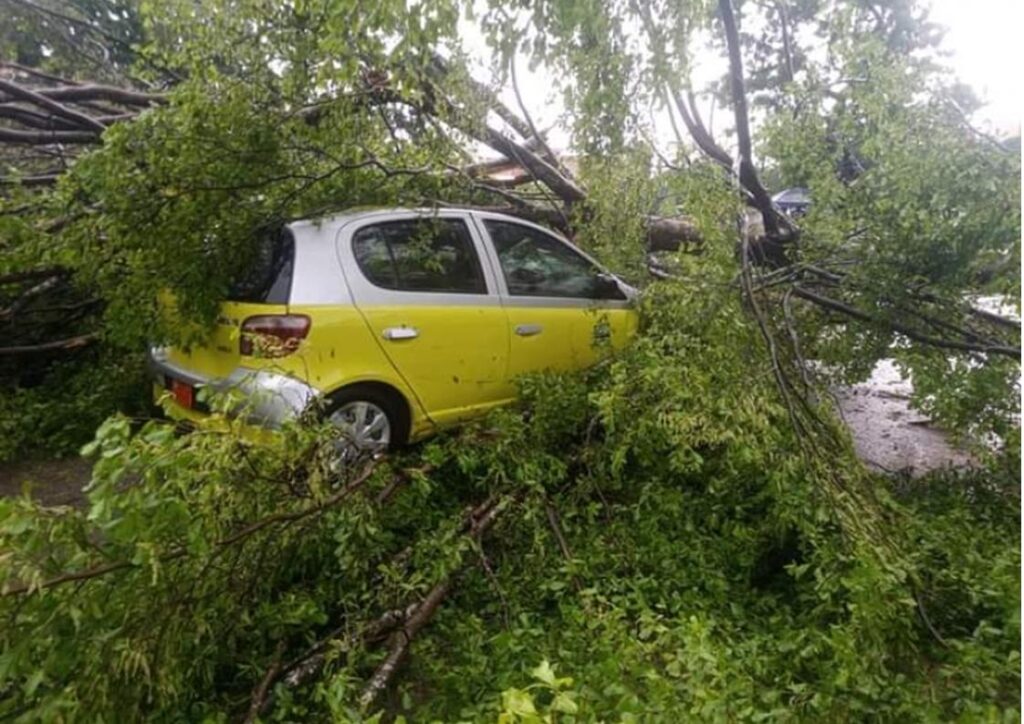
[240, 314, 310, 357]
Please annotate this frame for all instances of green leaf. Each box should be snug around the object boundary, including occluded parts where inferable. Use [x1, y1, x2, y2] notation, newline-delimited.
[530, 659, 556, 686]
[551, 692, 579, 714]
[501, 688, 538, 717]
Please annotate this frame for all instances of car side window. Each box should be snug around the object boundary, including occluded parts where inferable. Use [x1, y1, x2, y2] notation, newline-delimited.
[352, 219, 487, 294]
[484, 220, 625, 300]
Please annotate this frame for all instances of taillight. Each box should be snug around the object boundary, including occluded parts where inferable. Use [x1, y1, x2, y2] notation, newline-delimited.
[240, 315, 310, 357]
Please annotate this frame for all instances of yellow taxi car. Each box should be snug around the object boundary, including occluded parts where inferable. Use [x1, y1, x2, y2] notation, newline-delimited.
[150, 209, 638, 459]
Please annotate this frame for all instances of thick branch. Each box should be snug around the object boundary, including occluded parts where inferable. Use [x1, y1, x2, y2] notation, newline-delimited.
[775, 1, 795, 85]
[244, 642, 285, 724]
[428, 53, 534, 142]
[670, 87, 733, 169]
[36, 84, 167, 106]
[0, 126, 101, 145]
[466, 120, 586, 204]
[647, 215, 703, 251]
[718, 0, 782, 239]
[412, 60, 584, 206]
[0, 61, 80, 86]
[358, 578, 454, 710]
[0, 104, 82, 130]
[0, 268, 66, 285]
[0, 273, 66, 319]
[0, 173, 59, 187]
[0, 333, 98, 357]
[969, 305, 1021, 332]
[0, 79, 107, 133]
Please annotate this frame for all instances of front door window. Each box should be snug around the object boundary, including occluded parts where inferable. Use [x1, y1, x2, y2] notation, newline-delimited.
[484, 221, 625, 300]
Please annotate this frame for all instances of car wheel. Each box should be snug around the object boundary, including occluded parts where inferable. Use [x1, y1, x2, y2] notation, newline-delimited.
[323, 387, 408, 466]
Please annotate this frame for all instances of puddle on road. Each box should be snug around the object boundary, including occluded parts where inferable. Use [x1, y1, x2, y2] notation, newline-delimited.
[834, 359, 974, 476]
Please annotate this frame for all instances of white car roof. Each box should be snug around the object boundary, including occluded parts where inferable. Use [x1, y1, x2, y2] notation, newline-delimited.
[287, 207, 491, 235]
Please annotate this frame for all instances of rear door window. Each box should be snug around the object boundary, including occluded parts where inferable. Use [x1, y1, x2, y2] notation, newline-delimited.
[228, 227, 295, 303]
[352, 219, 486, 294]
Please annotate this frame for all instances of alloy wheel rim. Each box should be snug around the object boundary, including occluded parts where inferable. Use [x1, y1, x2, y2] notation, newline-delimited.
[328, 401, 391, 463]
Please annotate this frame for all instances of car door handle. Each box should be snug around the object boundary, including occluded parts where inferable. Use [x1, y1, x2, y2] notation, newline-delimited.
[514, 324, 543, 337]
[382, 327, 419, 341]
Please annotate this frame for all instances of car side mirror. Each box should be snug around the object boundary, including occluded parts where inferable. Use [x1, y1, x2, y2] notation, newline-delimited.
[592, 273, 625, 300]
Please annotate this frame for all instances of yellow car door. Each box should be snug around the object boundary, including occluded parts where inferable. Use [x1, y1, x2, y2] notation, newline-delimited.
[339, 212, 513, 427]
[473, 216, 636, 381]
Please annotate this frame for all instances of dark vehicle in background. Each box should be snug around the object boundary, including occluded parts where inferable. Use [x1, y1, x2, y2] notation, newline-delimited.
[772, 187, 811, 218]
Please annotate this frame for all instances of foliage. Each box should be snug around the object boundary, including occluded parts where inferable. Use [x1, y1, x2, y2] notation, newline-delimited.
[497, 660, 579, 722]
[1, 406, 410, 719]
[0, 0, 147, 80]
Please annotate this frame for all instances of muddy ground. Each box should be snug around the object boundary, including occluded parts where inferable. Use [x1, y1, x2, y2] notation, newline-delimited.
[0, 456, 94, 506]
[0, 360, 982, 506]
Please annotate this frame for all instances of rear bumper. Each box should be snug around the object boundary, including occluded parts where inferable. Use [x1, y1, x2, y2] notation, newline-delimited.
[148, 347, 319, 427]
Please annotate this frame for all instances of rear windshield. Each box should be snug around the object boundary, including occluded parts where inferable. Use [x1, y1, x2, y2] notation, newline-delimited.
[228, 227, 295, 303]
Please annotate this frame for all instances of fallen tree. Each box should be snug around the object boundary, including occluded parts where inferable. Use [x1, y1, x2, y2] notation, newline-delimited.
[0, 0, 1019, 717]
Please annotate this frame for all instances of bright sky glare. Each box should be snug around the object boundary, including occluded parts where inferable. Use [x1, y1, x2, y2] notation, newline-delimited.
[928, 0, 1021, 135]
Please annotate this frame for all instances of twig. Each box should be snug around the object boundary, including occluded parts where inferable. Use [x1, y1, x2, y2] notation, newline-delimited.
[244, 641, 286, 723]
[912, 586, 948, 648]
[477, 543, 511, 629]
[545, 502, 582, 592]
[1, 559, 135, 597]
[211, 462, 379, 546]
[544, 502, 574, 563]
[782, 288, 812, 391]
